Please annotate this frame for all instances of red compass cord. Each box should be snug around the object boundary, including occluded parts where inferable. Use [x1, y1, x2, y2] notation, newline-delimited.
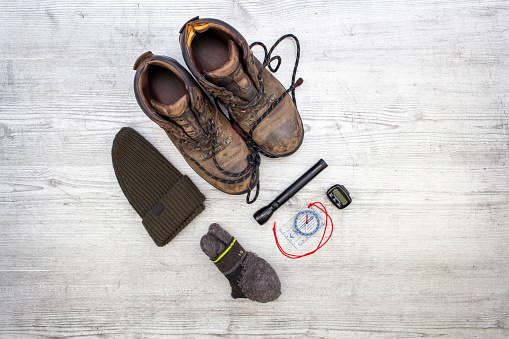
[273, 201, 333, 259]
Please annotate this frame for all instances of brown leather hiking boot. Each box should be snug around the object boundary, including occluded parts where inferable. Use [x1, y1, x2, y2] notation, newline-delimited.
[133, 52, 260, 202]
[179, 17, 304, 158]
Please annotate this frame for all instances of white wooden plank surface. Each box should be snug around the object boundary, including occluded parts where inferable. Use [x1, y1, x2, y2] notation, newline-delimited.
[1, 0, 508, 337]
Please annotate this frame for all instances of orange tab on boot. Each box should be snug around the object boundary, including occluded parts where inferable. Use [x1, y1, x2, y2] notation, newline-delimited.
[186, 22, 209, 47]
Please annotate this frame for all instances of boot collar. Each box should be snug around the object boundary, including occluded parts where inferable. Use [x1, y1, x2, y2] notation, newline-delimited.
[133, 53, 208, 132]
[179, 17, 262, 106]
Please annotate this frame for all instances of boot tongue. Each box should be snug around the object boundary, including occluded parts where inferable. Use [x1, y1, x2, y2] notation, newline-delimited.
[205, 39, 257, 102]
[150, 95, 207, 141]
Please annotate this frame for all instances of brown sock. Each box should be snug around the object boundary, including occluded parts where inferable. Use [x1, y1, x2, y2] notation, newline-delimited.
[200, 223, 281, 302]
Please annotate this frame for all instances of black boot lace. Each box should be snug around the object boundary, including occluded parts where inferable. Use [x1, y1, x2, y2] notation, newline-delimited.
[175, 34, 302, 204]
[167, 117, 261, 204]
[237, 34, 303, 158]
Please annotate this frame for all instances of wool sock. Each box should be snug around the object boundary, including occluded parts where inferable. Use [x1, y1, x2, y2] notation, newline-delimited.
[200, 223, 281, 302]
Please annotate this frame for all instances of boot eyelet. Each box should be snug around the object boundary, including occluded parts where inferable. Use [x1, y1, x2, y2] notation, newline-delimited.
[270, 93, 277, 102]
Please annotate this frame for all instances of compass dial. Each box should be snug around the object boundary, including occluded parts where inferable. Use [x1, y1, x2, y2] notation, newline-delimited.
[293, 209, 320, 236]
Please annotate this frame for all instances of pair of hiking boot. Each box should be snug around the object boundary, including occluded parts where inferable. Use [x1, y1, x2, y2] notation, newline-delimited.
[133, 17, 304, 203]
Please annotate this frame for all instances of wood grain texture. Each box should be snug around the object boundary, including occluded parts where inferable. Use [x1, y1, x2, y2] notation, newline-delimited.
[1, 0, 508, 337]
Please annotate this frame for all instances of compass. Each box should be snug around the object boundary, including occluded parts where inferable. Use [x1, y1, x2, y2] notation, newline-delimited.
[293, 209, 321, 236]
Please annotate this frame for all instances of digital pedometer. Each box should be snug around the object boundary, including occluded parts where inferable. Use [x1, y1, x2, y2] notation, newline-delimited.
[327, 184, 352, 209]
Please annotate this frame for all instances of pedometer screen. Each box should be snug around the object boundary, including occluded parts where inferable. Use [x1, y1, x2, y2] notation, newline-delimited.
[332, 188, 348, 205]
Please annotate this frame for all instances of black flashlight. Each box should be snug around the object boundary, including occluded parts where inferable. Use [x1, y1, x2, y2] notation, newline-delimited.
[253, 159, 328, 225]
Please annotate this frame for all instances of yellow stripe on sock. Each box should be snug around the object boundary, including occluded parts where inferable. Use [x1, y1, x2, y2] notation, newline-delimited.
[213, 238, 236, 263]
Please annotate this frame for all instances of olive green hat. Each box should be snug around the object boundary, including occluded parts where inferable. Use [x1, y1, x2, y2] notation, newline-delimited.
[112, 127, 205, 246]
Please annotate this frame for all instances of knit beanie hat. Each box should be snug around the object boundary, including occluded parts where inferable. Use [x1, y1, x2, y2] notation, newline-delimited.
[112, 127, 205, 246]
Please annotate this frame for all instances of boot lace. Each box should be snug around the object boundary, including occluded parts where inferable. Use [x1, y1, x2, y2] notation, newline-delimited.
[174, 34, 302, 204]
[167, 117, 261, 204]
[228, 34, 303, 158]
